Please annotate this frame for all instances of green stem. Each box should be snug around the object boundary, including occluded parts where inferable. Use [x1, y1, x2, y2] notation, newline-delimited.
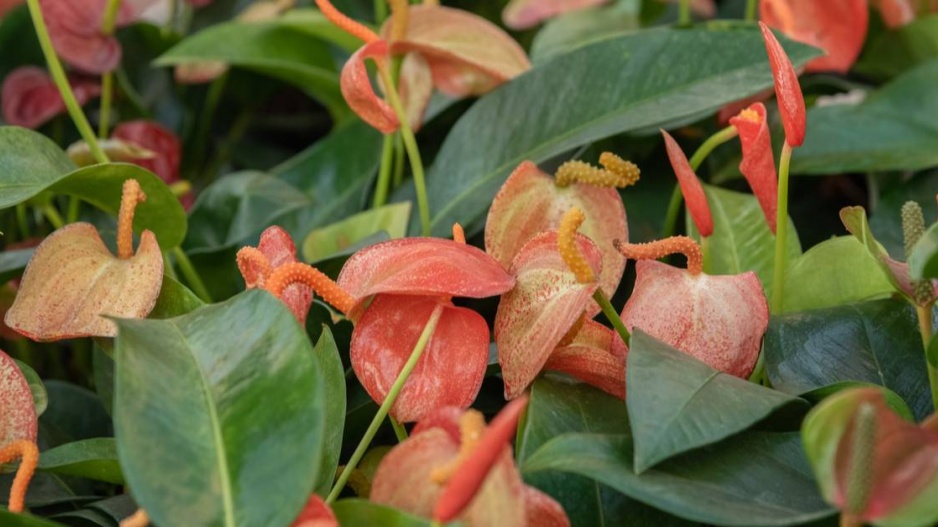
[916, 305, 938, 411]
[377, 66, 431, 236]
[677, 0, 691, 25]
[162, 253, 178, 280]
[372, 133, 395, 208]
[98, 72, 114, 138]
[41, 205, 64, 229]
[326, 304, 444, 504]
[15, 203, 31, 238]
[172, 247, 212, 303]
[390, 416, 408, 442]
[26, 0, 109, 164]
[745, 0, 757, 21]
[593, 289, 630, 346]
[392, 132, 405, 187]
[771, 142, 793, 314]
[193, 73, 229, 173]
[661, 126, 738, 239]
[66, 196, 81, 224]
[101, 0, 122, 34]
[374, 0, 387, 22]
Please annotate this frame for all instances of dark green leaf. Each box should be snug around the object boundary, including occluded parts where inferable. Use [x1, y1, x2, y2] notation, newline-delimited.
[689, 185, 801, 295]
[113, 290, 324, 527]
[522, 432, 833, 526]
[764, 298, 933, 419]
[332, 499, 431, 527]
[910, 223, 938, 280]
[928, 333, 938, 371]
[155, 14, 347, 119]
[791, 60, 938, 174]
[93, 345, 115, 417]
[419, 26, 819, 235]
[855, 16, 938, 80]
[627, 331, 807, 473]
[184, 171, 310, 253]
[38, 438, 123, 485]
[39, 381, 113, 448]
[301, 202, 411, 262]
[149, 275, 205, 319]
[312, 327, 346, 497]
[0, 127, 75, 209]
[782, 236, 894, 313]
[869, 170, 938, 259]
[13, 359, 47, 417]
[0, 511, 69, 527]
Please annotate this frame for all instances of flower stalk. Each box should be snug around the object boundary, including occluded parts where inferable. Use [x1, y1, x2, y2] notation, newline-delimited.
[770, 141, 793, 313]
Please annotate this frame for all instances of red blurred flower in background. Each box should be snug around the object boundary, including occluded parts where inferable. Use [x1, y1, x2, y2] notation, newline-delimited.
[1, 66, 100, 128]
[760, 0, 867, 74]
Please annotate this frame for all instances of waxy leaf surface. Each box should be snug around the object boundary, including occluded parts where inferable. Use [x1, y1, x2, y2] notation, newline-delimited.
[114, 290, 325, 527]
[37, 438, 122, 485]
[627, 331, 806, 473]
[5, 223, 163, 341]
[312, 327, 346, 496]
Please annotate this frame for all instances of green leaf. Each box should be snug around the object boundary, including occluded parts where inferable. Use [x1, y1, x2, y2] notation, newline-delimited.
[418, 26, 819, 235]
[688, 185, 800, 295]
[184, 171, 311, 253]
[869, 169, 938, 258]
[928, 333, 938, 370]
[530, 1, 641, 64]
[302, 202, 411, 262]
[13, 359, 47, 417]
[518, 378, 694, 527]
[910, 223, 938, 280]
[791, 60, 938, 174]
[764, 298, 933, 420]
[0, 248, 33, 284]
[522, 432, 833, 526]
[312, 327, 346, 497]
[839, 206, 907, 297]
[782, 236, 894, 313]
[627, 331, 807, 474]
[854, 16, 938, 80]
[0, 511, 68, 527]
[39, 381, 112, 448]
[155, 15, 347, 119]
[0, 127, 75, 209]
[113, 290, 325, 527]
[93, 344, 115, 417]
[331, 499, 431, 526]
[149, 275, 205, 319]
[38, 438, 123, 485]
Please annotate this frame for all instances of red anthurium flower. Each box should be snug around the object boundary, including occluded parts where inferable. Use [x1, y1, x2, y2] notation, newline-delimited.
[290, 494, 338, 527]
[1, 66, 101, 129]
[759, 21, 806, 148]
[265, 235, 515, 422]
[486, 156, 637, 299]
[616, 236, 768, 378]
[40, 0, 137, 74]
[760, 0, 867, 74]
[370, 398, 571, 526]
[501, 0, 609, 30]
[871, 0, 916, 28]
[111, 120, 193, 209]
[803, 387, 938, 526]
[237, 226, 314, 325]
[1, 349, 40, 514]
[661, 130, 714, 237]
[544, 319, 627, 399]
[729, 103, 778, 233]
[318, 0, 530, 132]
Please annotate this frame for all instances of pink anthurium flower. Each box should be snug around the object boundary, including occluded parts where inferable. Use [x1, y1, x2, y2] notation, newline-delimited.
[1, 66, 101, 129]
[290, 494, 338, 527]
[760, 0, 867, 74]
[237, 226, 314, 325]
[616, 236, 768, 378]
[39, 0, 137, 74]
[729, 102, 778, 233]
[501, 0, 609, 30]
[0, 349, 40, 514]
[370, 398, 571, 526]
[802, 387, 938, 527]
[111, 120, 194, 209]
[264, 234, 515, 422]
[661, 130, 714, 237]
[317, 0, 530, 132]
[4, 180, 164, 341]
[486, 155, 637, 299]
[759, 21, 806, 148]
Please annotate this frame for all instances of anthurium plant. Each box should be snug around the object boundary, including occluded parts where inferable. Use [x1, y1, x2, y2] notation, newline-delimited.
[1, 0, 938, 526]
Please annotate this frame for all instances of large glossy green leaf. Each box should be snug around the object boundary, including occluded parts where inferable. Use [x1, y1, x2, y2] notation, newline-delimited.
[155, 13, 348, 119]
[522, 432, 833, 526]
[418, 26, 819, 236]
[13, 359, 47, 417]
[791, 60, 938, 174]
[781, 236, 894, 313]
[38, 438, 123, 485]
[312, 327, 346, 497]
[854, 15, 938, 80]
[688, 185, 800, 294]
[184, 171, 311, 253]
[518, 377, 697, 527]
[0, 127, 75, 208]
[529, 0, 641, 64]
[0, 511, 68, 527]
[113, 290, 324, 527]
[910, 223, 938, 279]
[764, 298, 933, 419]
[302, 202, 411, 262]
[332, 499, 430, 526]
[627, 331, 806, 474]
